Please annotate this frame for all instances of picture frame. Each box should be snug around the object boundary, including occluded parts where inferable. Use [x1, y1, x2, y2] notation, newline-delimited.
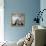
[11, 12, 25, 26]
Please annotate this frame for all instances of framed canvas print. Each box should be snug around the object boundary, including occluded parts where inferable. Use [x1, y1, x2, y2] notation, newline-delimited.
[11, 12, 25, 26]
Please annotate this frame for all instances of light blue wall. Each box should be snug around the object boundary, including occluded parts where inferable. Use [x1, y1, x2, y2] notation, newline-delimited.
[40, 0, 46, 27]
[4, 0, 40, 42]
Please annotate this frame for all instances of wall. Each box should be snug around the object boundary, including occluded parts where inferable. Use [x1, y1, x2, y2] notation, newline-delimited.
[40, 0, 46, 27]
[4, 0, 40, 42]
